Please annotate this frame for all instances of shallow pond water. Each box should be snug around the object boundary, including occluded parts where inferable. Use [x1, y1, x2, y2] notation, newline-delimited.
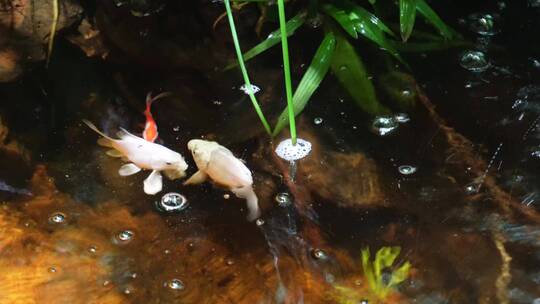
[1, 1, 540, 303]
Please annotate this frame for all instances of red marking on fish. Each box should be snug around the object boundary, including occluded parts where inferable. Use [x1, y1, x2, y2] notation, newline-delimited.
[142, 92, 171, 142]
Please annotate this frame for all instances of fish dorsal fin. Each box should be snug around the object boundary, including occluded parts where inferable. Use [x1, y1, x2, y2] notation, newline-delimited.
[117, 127, 141, 140]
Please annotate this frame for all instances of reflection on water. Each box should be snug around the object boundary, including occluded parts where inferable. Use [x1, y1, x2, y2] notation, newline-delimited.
[1, 0, 540, 303]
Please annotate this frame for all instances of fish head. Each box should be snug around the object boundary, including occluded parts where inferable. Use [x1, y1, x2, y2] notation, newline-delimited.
[187, 139, 221, 169]
[154, 150, 188, 179]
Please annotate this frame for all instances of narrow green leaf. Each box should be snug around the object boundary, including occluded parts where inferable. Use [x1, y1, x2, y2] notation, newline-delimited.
[321, 4, 358, 39]
[276, 0, 297, 143]
[346, 3, 395, 37]
[416, 0, 455, 40]
[330, 32, 387, 115]
[224, 0, 272, 135]
[399, 0, 417, 42]
[273, 32, 337, 136]
[348, 12, 406, 65]
[225, 12, 306, 70]
[388, 262, 411, 288]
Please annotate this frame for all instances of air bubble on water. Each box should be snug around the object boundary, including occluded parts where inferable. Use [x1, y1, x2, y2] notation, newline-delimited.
[313, 117, 323, 125]
[360, 300, 369, 304]
[371, 116, 398, 136]
[275, 138, 312, 161]
[48, 212, 66, 224]
[465, 183, 480, 195]
[460, 51, 490, 72]
[468, 13, 498, 36]
[531, 149, 540, 159]
[398, 165, 417, 175]
[48, 266, 57, 273]
[311, 248, 328, 260]
[123, 285, 135, 295]
[275, 192, 292, 207]
[166, 278, 185, 290]
[531, 58, 540, 69]
[88, 245, 97, 254]
[239, 84, 260, 95]
[173, 126, 180, 132]
[115, 230, 134, 243]
[212, 100, 222, 106]
[255, 218, 265, 226]
[401, 89, 412, 97]
[156, 192, 188, 213]
[394, 113, 410, 123]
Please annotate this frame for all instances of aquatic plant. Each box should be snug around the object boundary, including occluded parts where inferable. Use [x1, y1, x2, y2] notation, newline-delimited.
[276, 0, 297, 144]
[224, 0, 273, 135]
[226, 0, 461, 135]
[361, 246, 411, 300]
[46, 0, 59, 67]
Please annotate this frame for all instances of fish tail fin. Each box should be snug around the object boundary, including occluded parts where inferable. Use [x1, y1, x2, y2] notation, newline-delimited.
[146, 91, 172, 109]
[82, 119, 114, 147]
[145, 92, 153, 113]
[233, 186, 260, 222]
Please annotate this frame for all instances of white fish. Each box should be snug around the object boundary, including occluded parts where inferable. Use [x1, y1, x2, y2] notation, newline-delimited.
[83, 120, 188, 195]
[184, 139, 260, 221]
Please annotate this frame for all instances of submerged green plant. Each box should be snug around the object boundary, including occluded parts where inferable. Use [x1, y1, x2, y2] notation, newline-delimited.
[361, 246, 411, 300]
[224, 0, 272, 135]
[276, 0, 297, 143]
[226, 0, 461, 136]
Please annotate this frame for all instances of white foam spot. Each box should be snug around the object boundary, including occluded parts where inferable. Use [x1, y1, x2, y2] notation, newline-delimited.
[275, 138, 312, 161]
[239, 84, 260, 95]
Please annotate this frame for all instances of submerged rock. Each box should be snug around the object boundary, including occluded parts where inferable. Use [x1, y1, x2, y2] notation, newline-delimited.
[294, 128, 384, 209]
[0, 0, 83, 81]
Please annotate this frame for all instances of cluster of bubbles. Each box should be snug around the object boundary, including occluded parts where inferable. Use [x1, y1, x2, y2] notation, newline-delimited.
[275, 138, 312, 161]
[239, 84, 260, 95]
[459, 51, 491, 72]
[156, 192, 189, 213]
[48, 212, 66, 224]
[166, 278, 185, 291]
[311, 248, 328, 260]
[275, 192, 292, 207]
[468, 13, 499, 36]
[398, 165, 417, 175]
[115, 230, 134, 243]
[371, 113, 410, 136]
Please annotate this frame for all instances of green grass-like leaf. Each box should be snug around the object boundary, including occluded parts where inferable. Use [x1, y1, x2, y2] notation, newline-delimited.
[225, 11, 306, 70]
[347, 4, 396, 37]
[344, 3, 405, 65]
[330, 31, 388, 115]
[416, 0, 455, 39]
[224, 0, 272, 135]
[277, 0, 297, 143]
[273, 31, 337, 136]
[361, 247, 411, 300]
[322, 4, 358, 39]
[399, 0, 417, 42]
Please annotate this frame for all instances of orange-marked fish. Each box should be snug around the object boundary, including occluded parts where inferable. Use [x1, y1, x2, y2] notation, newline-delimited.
[143, 92, 171, 142]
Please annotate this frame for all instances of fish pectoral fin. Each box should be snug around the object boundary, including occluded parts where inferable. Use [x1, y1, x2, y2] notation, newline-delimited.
[97, 137, 113, 147]
[106, 149, 123, 158]
[183, 170, 208, 185]
[231, 186, 260, 221]
[144, 170, 163, 195]
[118, 163, 141, 176]
[163, 169, 186, 180]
